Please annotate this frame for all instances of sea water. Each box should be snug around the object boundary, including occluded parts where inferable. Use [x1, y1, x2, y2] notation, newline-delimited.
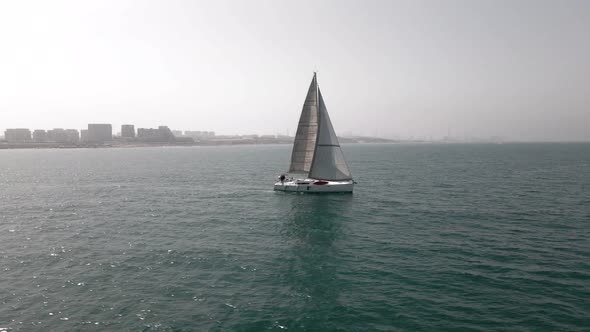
[0, 143, 588, 331]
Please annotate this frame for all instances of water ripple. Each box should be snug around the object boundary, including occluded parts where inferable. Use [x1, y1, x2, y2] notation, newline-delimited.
[0, 144, 589, 331]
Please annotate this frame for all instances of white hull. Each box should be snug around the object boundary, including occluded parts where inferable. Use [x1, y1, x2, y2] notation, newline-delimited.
[274, 179, 353, 193]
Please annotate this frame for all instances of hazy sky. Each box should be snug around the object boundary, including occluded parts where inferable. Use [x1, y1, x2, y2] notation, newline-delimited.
[1, 0, 589, 141]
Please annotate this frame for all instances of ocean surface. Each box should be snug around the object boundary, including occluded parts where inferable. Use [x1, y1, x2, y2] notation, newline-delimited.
[0, 143, 589, 331]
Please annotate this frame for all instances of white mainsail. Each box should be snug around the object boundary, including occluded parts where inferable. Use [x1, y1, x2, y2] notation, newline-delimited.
[288, 73, 352, 181]
[288, 74, 319, 173]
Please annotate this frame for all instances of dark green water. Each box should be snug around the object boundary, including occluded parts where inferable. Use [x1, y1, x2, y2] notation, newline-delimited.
[0, 143, 589, 331]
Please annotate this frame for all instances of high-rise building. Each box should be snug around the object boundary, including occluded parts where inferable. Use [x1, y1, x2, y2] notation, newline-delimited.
[47, 128, 67, 143]
[137, 126, 175, 142]
[80, 129, 88, 143]
[87, 124, 112, 143]
[5, 129, 31, 143]
[45, 129, 79, 143]
[33, 130, 48, 143]
[158, 126, 174, 139]
[65, 129, 80, 143]
[121, 124, 135, 138]
[184, 131, 215, 140]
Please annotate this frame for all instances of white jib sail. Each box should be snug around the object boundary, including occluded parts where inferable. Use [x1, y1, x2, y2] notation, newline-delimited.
[308, 88, 353, 181]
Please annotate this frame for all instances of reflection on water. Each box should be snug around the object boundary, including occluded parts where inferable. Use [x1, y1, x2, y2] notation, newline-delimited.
[276, 194, 354, 329]
[283, 194, 352, 244]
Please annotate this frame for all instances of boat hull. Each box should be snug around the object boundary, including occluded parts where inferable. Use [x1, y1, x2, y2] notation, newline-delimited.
[273, 179, 353, 193]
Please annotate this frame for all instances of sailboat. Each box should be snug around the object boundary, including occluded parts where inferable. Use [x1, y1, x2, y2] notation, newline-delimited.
[274, 73, 354, 193]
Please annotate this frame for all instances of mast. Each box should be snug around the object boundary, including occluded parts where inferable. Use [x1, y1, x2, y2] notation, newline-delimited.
[308, 72, 320, 179]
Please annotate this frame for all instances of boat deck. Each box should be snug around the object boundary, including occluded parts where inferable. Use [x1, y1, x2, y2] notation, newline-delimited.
[274, 179, 353, 193]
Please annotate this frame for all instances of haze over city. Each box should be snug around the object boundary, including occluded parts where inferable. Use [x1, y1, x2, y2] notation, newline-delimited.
[1, 0, 589, 141]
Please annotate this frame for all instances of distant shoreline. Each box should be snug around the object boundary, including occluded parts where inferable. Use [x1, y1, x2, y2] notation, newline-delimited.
[0, 140, 392, 150]
[0, 135, 403, 149]
[1, 140, 586, 150]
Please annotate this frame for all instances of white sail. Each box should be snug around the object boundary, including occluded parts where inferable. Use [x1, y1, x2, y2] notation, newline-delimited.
[308, 89, 353, 181]
[288, 74, 319, 173]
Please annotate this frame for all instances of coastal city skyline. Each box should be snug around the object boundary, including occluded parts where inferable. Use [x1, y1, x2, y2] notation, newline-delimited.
[1, 123, 256, 146]
[1, 121, 506, 147]
[0, 122, 506, 143]
[2, 123, 216, 144]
